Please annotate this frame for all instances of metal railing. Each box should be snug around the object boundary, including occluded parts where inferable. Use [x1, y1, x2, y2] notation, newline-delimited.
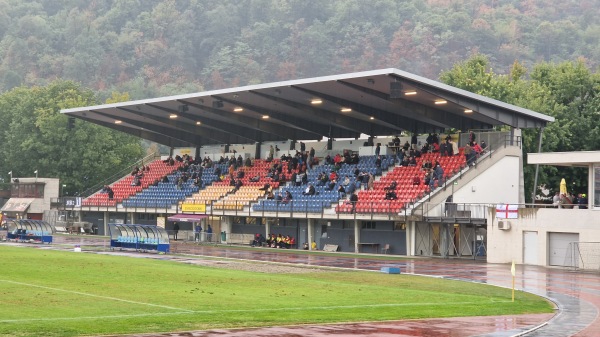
[79, 151, 160, 198]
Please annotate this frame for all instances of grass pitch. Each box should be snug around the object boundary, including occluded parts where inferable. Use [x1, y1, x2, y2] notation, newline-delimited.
[0, 245, 552, 337]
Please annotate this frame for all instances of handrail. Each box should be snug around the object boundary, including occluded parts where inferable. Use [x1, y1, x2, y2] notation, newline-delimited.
[79, 151, 160, 198]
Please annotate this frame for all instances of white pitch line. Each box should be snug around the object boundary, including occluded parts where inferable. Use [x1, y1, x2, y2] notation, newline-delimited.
[0, 300, 511, 324]
[0, 279, 193, 312]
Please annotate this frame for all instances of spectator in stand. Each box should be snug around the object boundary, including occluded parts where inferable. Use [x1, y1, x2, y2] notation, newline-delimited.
[337, 184, 346, 198]
[375, 143, 381, 156]
[234, 178, 243, 191]
[244, 157, 252, 167]
[408, 156, 417, 166]
[384, 181, 397, 191]
[349, 192, 358, 213]
[464, 143, 475, 166]
[424, 170, 432, 186]
[345, 180, 357, 195]
[303, 183, 316, 196]
[326, 179, 337, 191]
[329, 170, 338, 182]
[249, 174, 260, 182]
[295, 172, 304, 186]
[282, 191, 293, 204]
[266, 190, 275, 199]
[367, 172, 374, 190]
[413, 174, 421, 185]
[103, 185, 114, 199]
[268, 145, 274, 161]
[375, 155, 382, 168]
[579, 194, 588, 209]
[472, 141, 483, 155]
[237, 168, 245, 179]
[236, 155, 243, 168]
[552, 191, 561, 207]
[385, 189, 397, 200]
[434, 164, 444, 184]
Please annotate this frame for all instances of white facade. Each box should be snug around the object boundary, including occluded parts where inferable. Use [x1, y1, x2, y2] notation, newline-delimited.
[487, 207, 600, 267]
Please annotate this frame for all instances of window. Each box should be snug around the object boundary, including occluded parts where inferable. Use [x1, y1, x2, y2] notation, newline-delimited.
[11, 183, 44, 198]
[394, 222, 406, 230]
[362, 221, 376, 229]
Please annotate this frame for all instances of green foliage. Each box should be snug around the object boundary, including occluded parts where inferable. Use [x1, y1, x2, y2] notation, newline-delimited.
[441, 55, 600, 202]
[0, 0, 597, 97]
[0, 81, 143, 194]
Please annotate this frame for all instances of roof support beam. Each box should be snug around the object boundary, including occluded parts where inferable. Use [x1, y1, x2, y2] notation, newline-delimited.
[91, 110, 206, 145]
[292, 85, 416, 133]
[248, 90, 392, 136]
[138, 105, 253, 144]
[178, 99, 317, 142]
[78, 114, 190, 147]
[211, 95, 355, 139]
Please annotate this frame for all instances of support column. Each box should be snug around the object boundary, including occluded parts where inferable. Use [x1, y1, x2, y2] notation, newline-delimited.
[354, 219, 360, 253]
[407, 221, 415, 256]
[255, 142, 262, 159]
[129, 212, 135, 224]
[440, 223, 450, 259]
[531, 127, 544, 203]
[307, 218, 314, 250]
[103, 211, 109, 237]
[265, 218, 271, 238]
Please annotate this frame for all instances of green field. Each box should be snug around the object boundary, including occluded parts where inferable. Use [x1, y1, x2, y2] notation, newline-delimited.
[0, 246, 552, 337]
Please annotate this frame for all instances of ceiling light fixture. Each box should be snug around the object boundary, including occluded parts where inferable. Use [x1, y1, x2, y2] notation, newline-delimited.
[369, 116, 375, 120]
[434, 100, 447, 105]
[196, 121, 201, 125]
[262, 115, 269, 119]
[169, 114, 178, 119]
[234, 107, 243, 112]
[404, 91, 417, 96]
[464, 109, 473, 113]
[341, 108, 352, 112]
[114, 120, 122, 124]
[311, 99, 322, 105]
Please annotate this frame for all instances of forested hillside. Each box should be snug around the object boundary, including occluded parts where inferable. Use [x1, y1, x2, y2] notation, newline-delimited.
[0, 0, 598, 99]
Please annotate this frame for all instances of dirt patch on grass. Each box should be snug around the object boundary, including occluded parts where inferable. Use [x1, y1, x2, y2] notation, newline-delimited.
[180, 258, 330, 274]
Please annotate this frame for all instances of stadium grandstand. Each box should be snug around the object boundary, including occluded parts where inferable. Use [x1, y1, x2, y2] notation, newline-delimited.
[56, 68, 600, 267]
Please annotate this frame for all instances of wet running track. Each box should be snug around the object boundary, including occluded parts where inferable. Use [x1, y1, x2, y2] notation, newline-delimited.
[9, 237, 600, 336]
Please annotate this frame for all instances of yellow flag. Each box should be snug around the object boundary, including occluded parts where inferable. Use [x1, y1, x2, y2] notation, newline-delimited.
[511, 260, 515, 276]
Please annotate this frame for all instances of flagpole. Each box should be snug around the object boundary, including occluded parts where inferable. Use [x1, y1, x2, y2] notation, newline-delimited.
[511, 260, 516, 302]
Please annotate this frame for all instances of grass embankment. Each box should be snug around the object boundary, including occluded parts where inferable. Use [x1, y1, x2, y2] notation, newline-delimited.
[0, 246, 553, 337]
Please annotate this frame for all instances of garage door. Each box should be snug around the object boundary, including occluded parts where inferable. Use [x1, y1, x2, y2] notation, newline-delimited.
[549, 232, 579, 266]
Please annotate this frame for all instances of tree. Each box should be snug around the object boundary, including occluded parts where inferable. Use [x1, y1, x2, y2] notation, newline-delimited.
[0, 81, 143, 195]
[440, 55, 600, 202]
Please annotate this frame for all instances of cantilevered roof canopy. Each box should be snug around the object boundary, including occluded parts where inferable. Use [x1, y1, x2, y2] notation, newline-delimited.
[62, 68, 554, 147]
[528, 151, 600, 167]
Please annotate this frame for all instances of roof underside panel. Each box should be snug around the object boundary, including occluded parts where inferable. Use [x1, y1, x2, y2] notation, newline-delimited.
[62, 69, 554, 147]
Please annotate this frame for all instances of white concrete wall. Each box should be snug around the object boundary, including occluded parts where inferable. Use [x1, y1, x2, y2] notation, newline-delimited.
[452, 156, 521, 205]
[487, 207, 600, 266]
